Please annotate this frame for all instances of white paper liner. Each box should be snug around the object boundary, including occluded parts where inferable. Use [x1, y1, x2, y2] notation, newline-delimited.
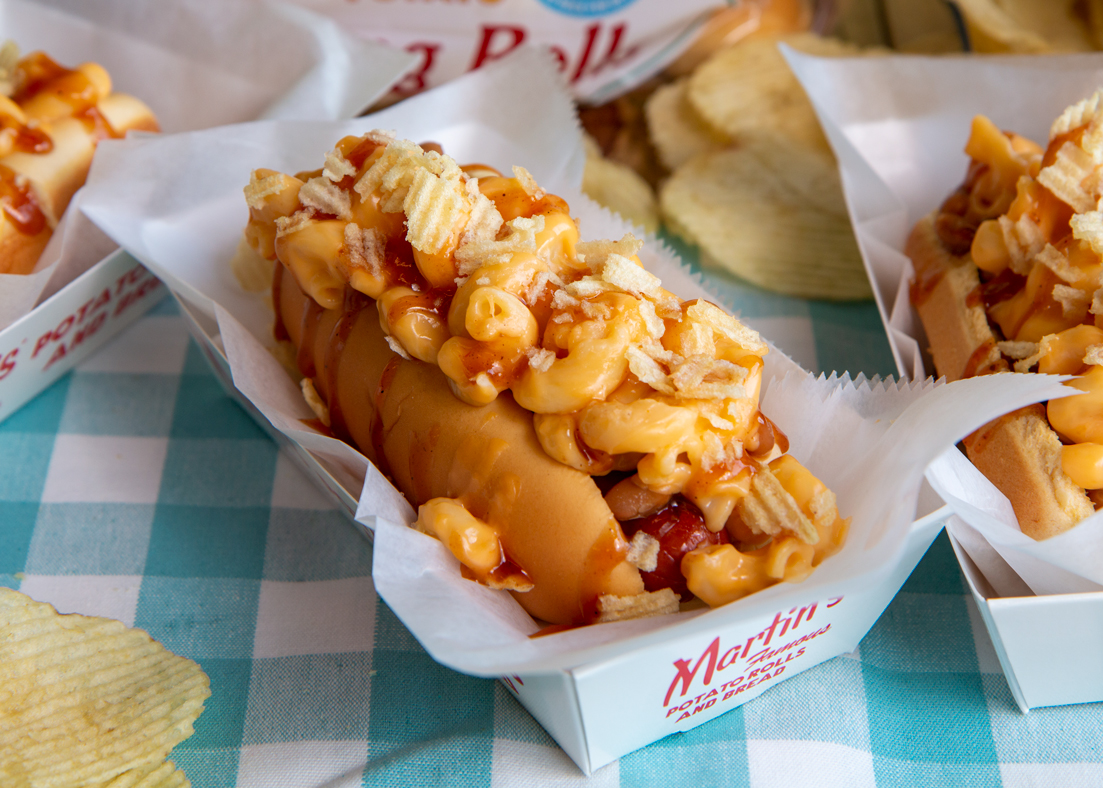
[0, 0, 416, 331]
[79, 48, 1070, 676]
[785, 49, 1103, 598]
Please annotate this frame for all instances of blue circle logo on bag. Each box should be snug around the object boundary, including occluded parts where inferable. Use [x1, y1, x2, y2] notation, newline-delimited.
[536, 0, 638, 18]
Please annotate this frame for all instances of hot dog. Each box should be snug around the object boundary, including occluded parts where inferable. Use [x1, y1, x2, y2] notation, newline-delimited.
[0, 44, 159, 275]
[907, 91, 1103, 539]
[242, 131, 849, 625]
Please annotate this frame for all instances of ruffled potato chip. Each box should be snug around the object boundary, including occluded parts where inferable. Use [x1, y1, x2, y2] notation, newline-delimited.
[686, 33, 862, 156]
[582, 137, 660, 234]
[0, 589, 209, 788]
[950, 0, 1096, 53]
[644, 78, 729, 172]
[660, 135, 872, 300]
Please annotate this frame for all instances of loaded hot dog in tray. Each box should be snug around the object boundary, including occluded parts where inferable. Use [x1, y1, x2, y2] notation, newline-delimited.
[241, 130, 850, 626]
[908, 90, 1103, 541]
[0, 42, 158, 276]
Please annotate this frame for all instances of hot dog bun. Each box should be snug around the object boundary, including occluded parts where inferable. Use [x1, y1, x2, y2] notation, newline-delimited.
[274, 262, 646, 624]
[0, 47, 159, 275]
[906, 104, 1103, 540]
[907, 213, 1006, 383]
[908, 216, 1094, 539]
[243, 131, 848, 625]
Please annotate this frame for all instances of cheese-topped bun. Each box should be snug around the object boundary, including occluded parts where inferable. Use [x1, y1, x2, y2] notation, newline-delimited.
[907, 94, 1103, 539]
[242, 131, 849, 625]
[0, 43, 159, 275]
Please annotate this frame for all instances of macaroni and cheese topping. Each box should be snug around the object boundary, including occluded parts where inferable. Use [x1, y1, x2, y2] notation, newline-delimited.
[246, 132, 849, 608]
[925, 89, 1103, 508]
[0, 43, 160, 277]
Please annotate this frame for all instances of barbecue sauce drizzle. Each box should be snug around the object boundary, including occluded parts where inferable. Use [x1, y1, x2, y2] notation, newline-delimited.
[1, 51, 141, 237]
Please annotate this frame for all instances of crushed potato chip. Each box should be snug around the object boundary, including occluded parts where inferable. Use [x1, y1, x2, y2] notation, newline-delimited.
[456, 215, 541, 274]
[274, 211, 312, 239]
[403, 167, 467, 253]
[595, 588, 680, 622]
[0, 40, 18, 98]
[1053, 283, 1092, 318]
[323, 150, 356, 183]
[576, 235, 644, 267]
[737, 469, 818, 544]
[998, 339, 1040, 359]
[601, 253, 663, 297]
[1071, 210, 1103, 255]
[299, 176, 353, 221]
[627, 344, 675, 394]
[626, 531, 660, 572]
[670, 355, 748, 401]
[0, 589, 209, 788]
[512, 165, 545, 199]
[686, 300, 768, 355]
[1037, 142, 1100, 213]
[808, 487, 839, 530]
[385, 335, 411, 359]
[461, 179, 504, 245]
[245, 171, 292, 211]
[1052, 88, 1103, 138]
[526, 346, 555, 373]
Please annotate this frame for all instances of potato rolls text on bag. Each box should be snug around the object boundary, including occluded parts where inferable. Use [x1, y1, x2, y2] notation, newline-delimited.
[241, 131, 849, 625]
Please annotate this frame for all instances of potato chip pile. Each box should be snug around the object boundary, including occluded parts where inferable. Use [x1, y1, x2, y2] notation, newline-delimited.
[571, 2, 872, 300]
[0, 589, 209, 788]
[648, 32, 875, 301]
[580, 0, 1103, 301]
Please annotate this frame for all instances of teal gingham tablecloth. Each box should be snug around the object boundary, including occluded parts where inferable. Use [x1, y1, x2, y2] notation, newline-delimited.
[3, 254, 1103, 787]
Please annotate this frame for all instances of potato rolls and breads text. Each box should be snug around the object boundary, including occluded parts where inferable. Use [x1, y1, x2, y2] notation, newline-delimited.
[0, 43, 158, 276]
[908, 91, 1103, 540]
[241, 131, 849, 626]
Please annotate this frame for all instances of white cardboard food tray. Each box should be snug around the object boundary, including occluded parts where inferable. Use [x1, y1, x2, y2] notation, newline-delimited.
[948, 527, 1103, 711]
[0, 0, 414, 426]
[0, 250, 163, 423]
[171, 286, 950, 774]
[788, 50, 1103, 712]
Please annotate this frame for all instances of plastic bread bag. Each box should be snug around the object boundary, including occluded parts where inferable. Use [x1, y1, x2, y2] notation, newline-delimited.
[279, 0, 745, 104]
[79, 49, 1069, 676]
[0, 0, 416, 330]
[784, 50, 1103, 596]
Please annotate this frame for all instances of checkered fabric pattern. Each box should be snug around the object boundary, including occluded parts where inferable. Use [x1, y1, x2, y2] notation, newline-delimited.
[4, 270, 1103, 787]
